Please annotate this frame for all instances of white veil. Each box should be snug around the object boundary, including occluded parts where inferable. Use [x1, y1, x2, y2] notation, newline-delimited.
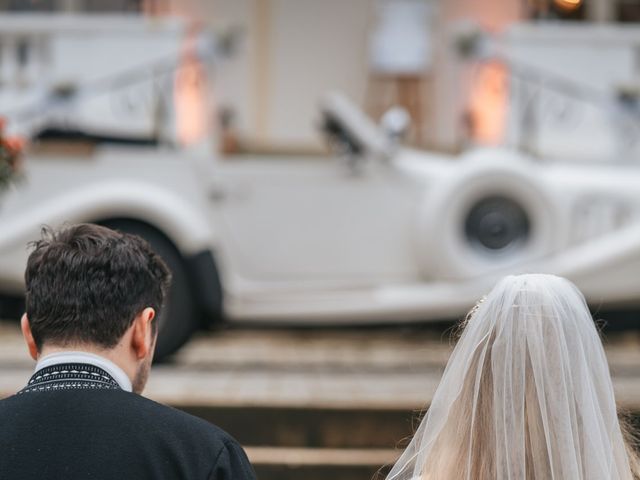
[387, 274, 635, 480]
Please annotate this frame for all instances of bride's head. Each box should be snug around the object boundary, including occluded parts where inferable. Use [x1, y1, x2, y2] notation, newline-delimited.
[387, 274, 640, 480]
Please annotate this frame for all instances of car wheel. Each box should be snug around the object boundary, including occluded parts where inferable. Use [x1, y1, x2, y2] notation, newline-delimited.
[417, 157, 561, 280]
[100, 220, 198, 361]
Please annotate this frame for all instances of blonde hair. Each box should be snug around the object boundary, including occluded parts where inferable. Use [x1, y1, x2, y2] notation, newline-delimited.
[622, 416, 640, 479]
[420, 299, 640, 480]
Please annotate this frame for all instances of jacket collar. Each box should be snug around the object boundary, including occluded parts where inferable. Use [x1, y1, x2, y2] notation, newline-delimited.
[20, 362, 122, 394]
[35, 351, 132, 392]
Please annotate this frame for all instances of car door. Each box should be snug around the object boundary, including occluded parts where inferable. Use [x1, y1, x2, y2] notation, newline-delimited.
[211, 155, 420, 288]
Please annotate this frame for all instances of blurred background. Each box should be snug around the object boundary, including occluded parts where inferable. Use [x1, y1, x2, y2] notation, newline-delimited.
[2, 1, 640, 479]
[5, 0, 640, 155]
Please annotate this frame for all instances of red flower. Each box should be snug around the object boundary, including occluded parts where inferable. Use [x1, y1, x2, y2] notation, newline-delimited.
[4, 136, 24, 154]
[0, 118, 24, 190]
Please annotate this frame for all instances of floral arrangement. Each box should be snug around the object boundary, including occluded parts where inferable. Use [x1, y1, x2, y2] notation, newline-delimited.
[0, 118, 24, 193]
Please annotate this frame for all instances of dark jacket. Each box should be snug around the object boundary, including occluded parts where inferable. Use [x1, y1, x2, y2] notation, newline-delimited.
[0, 363, 256, 480]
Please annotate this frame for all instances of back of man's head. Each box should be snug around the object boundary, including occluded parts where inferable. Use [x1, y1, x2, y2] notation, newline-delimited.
[24, 223, 171, 351]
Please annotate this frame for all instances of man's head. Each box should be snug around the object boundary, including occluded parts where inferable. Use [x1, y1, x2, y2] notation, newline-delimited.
[21, 223, 171, 393]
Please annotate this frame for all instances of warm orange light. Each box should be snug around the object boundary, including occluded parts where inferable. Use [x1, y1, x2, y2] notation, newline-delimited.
[553, 0, 582, 12]
[467, 61, 508, 146]
[174, 28, 211, 146]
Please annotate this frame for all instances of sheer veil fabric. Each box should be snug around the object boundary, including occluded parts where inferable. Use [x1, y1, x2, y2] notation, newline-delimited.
[387, 274, 635, 480]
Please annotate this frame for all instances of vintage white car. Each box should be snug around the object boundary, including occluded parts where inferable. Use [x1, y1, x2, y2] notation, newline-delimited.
[2, 93, 640, 359]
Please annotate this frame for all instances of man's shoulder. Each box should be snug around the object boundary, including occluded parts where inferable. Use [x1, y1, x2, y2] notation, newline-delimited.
[127, 392, 233, 440]
[1, 388, 234, 445]
[0, 389, 256, 479]
[95, 389, 238, 447]
[92, 391, 254, 476]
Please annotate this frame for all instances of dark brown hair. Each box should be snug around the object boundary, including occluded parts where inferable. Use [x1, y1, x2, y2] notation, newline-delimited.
[25, 224, 171, 350]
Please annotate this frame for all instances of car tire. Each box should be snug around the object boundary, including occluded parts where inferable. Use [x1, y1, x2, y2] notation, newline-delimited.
[100, 220, 198, 361]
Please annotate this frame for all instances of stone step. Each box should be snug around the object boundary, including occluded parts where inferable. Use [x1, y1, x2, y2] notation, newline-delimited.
[185, 404, 640, 480]
[245, 447, 395, 480]
[1, 321, 639, 480]
[177, 405, 420, 449]
[172, 400, 409, 480]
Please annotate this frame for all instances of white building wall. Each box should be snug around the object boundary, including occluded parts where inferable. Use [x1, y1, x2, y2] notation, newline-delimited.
[186, 0, 524, 152]
[265, 0, 372, 148]
[195, 0, 374, 151]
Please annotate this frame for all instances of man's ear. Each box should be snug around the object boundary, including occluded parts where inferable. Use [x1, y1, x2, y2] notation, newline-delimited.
[131, 307, 156, 360]
[20, 314, 39, 361]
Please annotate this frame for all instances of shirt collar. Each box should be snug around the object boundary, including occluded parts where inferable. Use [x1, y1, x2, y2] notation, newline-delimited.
[35, 351, 133, 392]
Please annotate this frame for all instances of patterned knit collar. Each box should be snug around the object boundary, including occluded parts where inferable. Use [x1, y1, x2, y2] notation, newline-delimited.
[19, 363, 121, 394]
[36, 351, 132, 391]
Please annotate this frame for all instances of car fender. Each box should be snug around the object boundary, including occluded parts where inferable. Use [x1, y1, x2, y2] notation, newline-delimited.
[0, 179, 216, 290]
[416, 153, 562, 280]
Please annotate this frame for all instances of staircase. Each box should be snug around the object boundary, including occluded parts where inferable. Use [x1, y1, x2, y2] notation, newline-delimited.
[2, 323, 638, 479]
[177, 405, 420, 480]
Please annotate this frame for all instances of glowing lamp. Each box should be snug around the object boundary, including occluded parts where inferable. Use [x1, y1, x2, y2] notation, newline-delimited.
[553, 0, 583, 12]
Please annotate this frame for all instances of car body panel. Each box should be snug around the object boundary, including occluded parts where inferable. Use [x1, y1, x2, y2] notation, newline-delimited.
[0, 147, 216, 292]
[3, 113, 640, 324]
